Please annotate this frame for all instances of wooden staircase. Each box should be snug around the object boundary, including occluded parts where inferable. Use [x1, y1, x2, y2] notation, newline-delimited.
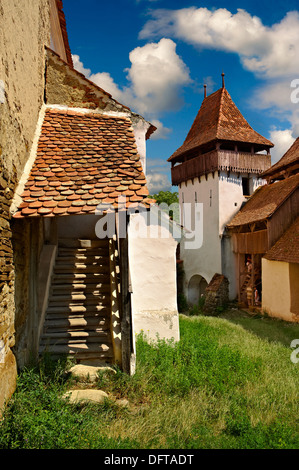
[39, 238, 114, 364]
[240, 264, 261, 306]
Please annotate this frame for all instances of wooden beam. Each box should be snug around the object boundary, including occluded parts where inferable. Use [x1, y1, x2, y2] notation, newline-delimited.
[119, 217, 133, 375]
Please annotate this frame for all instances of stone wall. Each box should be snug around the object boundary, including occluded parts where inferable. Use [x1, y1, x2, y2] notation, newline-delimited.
[45, 49, 127, 112]
[203, 273, 229, 315]
[0, 0, 51, 413]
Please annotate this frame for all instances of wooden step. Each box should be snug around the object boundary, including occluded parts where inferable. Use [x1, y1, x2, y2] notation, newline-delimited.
[54, 265, 110, 274]
[41, 329, 110, 339]
[51, 273, 110, 284]
[58, 249, 109, 257]
[58, 239, 109, 248]
[48, 293, 111, 303]
[46, 304, 110, 314]
[39, 237, 114, 364]
[44, 316, 110, 330]
[55, 256, 108, 264]
[40, 331, 110, 345]
[39, 342, 112, 354]
[51, 283, 110, 294]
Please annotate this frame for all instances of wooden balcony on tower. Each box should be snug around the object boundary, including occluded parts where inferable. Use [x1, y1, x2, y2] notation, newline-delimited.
[171, 149, 271, 186]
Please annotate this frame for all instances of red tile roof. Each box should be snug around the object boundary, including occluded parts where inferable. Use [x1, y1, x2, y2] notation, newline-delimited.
[227, 174, 299, 228]
[262, 137, 299, 182]
[264, 216, 299, 264]
[13, 109, 154, 218]
[168, 87, 273, 162]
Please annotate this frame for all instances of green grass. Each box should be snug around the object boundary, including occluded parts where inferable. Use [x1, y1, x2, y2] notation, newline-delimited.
[0, 311, 298, 449]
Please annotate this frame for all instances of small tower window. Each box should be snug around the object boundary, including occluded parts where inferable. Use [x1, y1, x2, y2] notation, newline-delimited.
[242, 177, 250, 196]
[210, 189, 212, 207]
[195, 192, 197, 203]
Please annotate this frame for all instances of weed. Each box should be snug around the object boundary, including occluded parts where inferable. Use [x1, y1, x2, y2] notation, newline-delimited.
[0, 314, 298, 449]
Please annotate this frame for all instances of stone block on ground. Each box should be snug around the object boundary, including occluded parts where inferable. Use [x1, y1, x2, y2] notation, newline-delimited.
[203, 273, 229, 315]
[62, 389, 108, 404]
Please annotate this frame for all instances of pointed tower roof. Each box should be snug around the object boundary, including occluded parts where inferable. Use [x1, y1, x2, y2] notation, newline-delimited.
[262, 137, 299, 182]
[168, 85, 273, 162]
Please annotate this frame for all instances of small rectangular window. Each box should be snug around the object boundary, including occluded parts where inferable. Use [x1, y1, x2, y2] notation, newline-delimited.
[242, 177, 250, 196]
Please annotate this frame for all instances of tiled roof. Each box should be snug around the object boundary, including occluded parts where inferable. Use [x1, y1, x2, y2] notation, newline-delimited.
[56, 0, 73, 68]
[262, 137, 299, 181]
[168, 87, 273, 162]
[264, 216, 299, 264]
[227, 173, 299, 228]
[13, 108, 154, 218]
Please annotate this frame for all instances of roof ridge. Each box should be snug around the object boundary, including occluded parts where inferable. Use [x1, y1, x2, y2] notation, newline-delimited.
[215, 87, 226, 139]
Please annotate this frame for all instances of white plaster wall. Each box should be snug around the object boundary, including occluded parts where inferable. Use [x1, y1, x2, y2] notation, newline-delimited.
[262, 259, 292, 321]
[218, 172, 265, 234]
[131, 119, 151, 174]
[219, 172, 265, 299]
[57, 214, 103, 239]
[179, 174, 221, 301]
[219, 172, 246, 234]
[128, 213, 180, 343]
[179, 171, 266, 303]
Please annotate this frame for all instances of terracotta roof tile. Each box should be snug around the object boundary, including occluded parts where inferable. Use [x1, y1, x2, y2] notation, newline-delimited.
[14, 109, 152, 218]
[264, 217, 299, 264]
[168, 87, 273, 162]
[227, 174, 299, 227]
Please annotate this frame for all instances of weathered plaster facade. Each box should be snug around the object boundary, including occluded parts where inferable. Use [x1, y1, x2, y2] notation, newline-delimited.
[128, 212, 180, 345]
[262, 259, 299, 323]
[0, 0, 50, 412]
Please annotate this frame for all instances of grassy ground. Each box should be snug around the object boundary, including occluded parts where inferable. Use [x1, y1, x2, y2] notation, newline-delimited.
[0, 309, 298, 449]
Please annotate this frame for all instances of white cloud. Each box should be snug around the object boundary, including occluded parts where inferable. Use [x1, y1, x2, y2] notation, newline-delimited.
[139, 7, 299, 149]
[72, 54, 91, 77]
[125, 38, 191, 115]
[72, 39, 190, 139]
[269, 128, 295, 164]
[250, 78, 299, 144]
[149, 119, 172, 140]
[146, 172, 172, 194]
[72, 39, 190, 116]
[140, 8, 299, 78]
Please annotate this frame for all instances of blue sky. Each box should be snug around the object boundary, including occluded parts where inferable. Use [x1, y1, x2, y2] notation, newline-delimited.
[63, 0, 299, 193]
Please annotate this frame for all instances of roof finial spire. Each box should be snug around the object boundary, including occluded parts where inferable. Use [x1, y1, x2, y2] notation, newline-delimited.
[204, 84, 207, 98]
[221, 72, 225, 88]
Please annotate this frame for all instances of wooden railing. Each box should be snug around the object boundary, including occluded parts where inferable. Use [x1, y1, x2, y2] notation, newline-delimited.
[171, 149, 271, 185]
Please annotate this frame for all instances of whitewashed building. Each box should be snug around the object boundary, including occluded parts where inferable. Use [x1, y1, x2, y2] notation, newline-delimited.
[168, 77, 273, 302]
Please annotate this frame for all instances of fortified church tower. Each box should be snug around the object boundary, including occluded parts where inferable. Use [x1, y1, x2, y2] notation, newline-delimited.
[168, 75, 273, 302]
